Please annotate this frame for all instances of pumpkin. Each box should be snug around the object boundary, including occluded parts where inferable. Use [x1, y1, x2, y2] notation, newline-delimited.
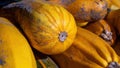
[1, 0, 77, 55]
[46, 0, 108, 26]
[0, 17, 37, 68]
[106, 9, 120, 35]
[84, 20, 116, 45]
[51, 27, 120, 68]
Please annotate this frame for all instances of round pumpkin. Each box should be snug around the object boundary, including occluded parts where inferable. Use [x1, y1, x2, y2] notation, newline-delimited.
[84, 20, 116, 45]
[2, 0, 77, 55]
[51, 27, 120, 68]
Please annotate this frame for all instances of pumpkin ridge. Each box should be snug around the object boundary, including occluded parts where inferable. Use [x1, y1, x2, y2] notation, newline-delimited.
[64, 12, 75, 33]
[40, 5, 63, 31]
[30, 19, 58, 39]
[43, 11, 59, 31]
[73, 45, 104, 68]
[105, 43, 119, 62]
[55, 6, 64, 31]
[78, 27, 112, 63]
[36, 8, 59, 32]
[73, 38, 107, 67]
[65, 13, 71, 31]
[86, 38, 112, 63]
[36, 5, 60, 28]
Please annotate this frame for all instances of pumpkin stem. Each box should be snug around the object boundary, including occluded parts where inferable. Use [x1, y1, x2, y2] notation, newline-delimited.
[59, 31, 67, 42]
[108, 62, 120, 68]
[100, 29, 112, 41]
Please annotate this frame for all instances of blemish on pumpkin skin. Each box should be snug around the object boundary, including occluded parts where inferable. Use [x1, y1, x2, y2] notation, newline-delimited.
[75, 6, 89, 21]
[61, 0, 76, 5]
[102, 2, 108, 10]
[80, 7, 85, 12]
[90, 10, 102, 21]
[95, 0, 107, 10]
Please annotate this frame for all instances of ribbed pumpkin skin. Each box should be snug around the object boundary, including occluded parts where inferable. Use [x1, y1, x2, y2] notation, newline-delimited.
[51, 27, 120, 68]
[84, 20, 116, 45]
[5, 1, 77, 55]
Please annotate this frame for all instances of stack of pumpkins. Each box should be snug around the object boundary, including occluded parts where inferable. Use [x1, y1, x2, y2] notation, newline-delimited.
[0, 0, 120, 68]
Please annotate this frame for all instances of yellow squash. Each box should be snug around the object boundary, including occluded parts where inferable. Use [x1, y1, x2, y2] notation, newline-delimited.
[2, 0, 77, 55]
[0, 17, 37, 68]
[51, 27, 120, 68]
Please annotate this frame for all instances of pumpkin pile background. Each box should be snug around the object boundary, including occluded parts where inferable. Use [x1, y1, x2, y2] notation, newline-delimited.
[0, 0, 120, 68]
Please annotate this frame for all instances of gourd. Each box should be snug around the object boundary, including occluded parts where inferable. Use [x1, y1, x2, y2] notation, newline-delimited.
[106, 9, 120, 35]
[51, 27, 120, 68]
[46, 0, 108, 26]
[0, 17, 37, 68]
[1, 0, 77, 55]
[84, 20, 116, 45]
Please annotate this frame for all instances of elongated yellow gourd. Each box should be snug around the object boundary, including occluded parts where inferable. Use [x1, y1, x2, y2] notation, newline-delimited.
[0, 17, 37, 68]
[1, 0, 77, 55]
[51, 27, 120, 68]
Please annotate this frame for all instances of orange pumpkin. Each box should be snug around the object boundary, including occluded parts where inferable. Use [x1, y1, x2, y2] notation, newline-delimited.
[84, 20, 116, 45]
[51, 27, 120, 68]
[1, 0, 77, 55]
